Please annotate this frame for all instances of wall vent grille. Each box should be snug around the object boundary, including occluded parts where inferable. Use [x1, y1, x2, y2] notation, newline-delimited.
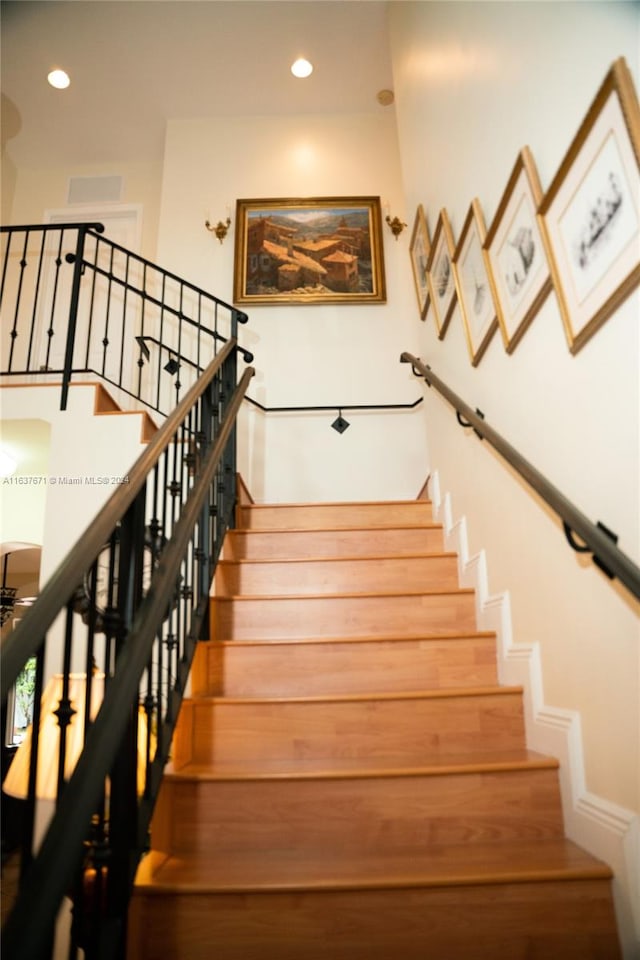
[67, 175, 123, 204]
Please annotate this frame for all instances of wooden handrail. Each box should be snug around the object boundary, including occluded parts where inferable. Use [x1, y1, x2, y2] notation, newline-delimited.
[401, 351, 640, 601]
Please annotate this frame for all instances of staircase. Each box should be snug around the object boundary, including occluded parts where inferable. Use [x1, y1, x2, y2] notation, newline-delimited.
[128, 495, 622, 959]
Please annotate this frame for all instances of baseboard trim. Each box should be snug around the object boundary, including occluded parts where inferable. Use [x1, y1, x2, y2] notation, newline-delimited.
[430, 470, 640, 960]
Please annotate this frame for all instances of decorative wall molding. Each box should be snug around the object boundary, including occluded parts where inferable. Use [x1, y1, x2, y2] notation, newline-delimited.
[430, 470, 640, 960]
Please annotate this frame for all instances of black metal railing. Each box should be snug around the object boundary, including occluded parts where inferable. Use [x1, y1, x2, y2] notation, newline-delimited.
[0, 223, 249, 415]
[244, 394, 423, 432]
[401, 352, 640, 601]
[1, 338, 255, 960]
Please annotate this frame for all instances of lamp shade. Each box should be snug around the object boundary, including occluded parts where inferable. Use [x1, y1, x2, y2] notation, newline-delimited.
[3, 673, 153, 798]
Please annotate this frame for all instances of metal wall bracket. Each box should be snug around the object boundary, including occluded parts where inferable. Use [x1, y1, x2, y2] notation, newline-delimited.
[456, 408, 485, 440]
[563, 520, 619, 579]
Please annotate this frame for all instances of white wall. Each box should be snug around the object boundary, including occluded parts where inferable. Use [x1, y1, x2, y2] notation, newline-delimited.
[388, 1, 639, 952]
[5, 160, 162, 261]
[0, 384, 153, 584]
[156, 112, 429, 502]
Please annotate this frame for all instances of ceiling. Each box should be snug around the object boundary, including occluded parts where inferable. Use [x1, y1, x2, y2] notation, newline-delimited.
[1, 0, 395, 167]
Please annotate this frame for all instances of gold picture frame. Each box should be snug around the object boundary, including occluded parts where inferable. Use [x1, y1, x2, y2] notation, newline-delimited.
[233, 196, 386, 306]
[538, 57, 640, 354]
[426, 209, 457, 338]
[485, 147, 553, 353]
[453, 199, 499, 367]
[409, 204, 431, 320]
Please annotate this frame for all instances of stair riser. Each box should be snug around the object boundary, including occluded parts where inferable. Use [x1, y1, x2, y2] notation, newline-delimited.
[173, 693, 525, 767]
[211, 591, 477, 641]
[236, 501, 433, 530]
[213, 555, 459, 596]
[128, 878, 621, 960]
[222, 526, 445, 560]
[191, 636, 498, 697]
[152, 768, 564, 857]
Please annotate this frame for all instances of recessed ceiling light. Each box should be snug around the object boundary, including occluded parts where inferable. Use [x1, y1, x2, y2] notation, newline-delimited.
[291, 58, 313, 79]
[47, 69, 70, 90]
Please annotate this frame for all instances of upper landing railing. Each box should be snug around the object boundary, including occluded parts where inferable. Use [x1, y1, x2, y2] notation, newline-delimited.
[401, 352, 640, 602]
[0, 223, 251, 415]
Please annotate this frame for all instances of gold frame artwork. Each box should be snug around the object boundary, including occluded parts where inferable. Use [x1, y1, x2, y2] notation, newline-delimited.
[538, 57, 640, 354]
[485, 147, 553, 353]
[426, 209, 457, 338]
[233, 196, 386, 306]
[453, 199, 499, 367]
[409, 205, 431, 320]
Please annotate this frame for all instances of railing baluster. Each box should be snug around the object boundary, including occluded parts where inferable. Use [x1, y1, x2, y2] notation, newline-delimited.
[196, 291, 203, 373]
[157, 273, 167, 412]
[61, 226, 90, 410]
[137, 262, 148, 402]
[26, 231, 47, 371]
[21, 645, 46, 878]
[118, 252, 130, 393]
[7, 230, 29, 371]
[102, 241, 114, 378]
[0, 227, 12, 309]
[175, 282, 184, 406]
[56, 603, 76, 800]
[47, 230, 66, 372]
[84, 232, 100, 370]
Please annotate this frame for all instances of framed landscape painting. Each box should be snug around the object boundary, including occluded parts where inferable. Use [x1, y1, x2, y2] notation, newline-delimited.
[453, 199, 499, 366]
[538, 57, 640, 353]
[426, 209, 457, 338]
[409, 204, 431, 320]
[233, 196, 386, 306]
[485, 147, 553, 353]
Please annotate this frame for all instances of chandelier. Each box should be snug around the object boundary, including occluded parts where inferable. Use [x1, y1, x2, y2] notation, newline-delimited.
[0, 584, 17, 625]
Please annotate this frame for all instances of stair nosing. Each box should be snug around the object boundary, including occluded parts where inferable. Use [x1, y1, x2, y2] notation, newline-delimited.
[135, 845, 613, 896]
[164, 755, 560, 784]
[211, 587, 476, 601]
[139, 866, 614, 896]
[203, 631, 497, 648]
[216, 552, 458, 565]
[239, 499, 433, 509]
[232, 530, 442, 539]
[188, 685, 523, 706]
[232, 522, 442, 533]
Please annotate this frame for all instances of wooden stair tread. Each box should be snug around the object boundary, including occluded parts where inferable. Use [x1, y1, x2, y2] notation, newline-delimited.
[227, 523, 444, 534]
[216, 552, 457, 565]
[134, 838, 612, 894]
[190, 684, 523, 706]
[233, 523, 439, 534]
[221, 526, 447, 561]
[236, 503, 434, 532]
[203, 630, 496, 648]
[165, 749, 558, 782]
[240, 499, 434, 508]
[226, 524, 444, 538]
[213, 587, 475, 600]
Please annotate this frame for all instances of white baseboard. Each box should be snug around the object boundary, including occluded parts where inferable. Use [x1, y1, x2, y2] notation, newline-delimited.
[430, 471, 640, 960]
